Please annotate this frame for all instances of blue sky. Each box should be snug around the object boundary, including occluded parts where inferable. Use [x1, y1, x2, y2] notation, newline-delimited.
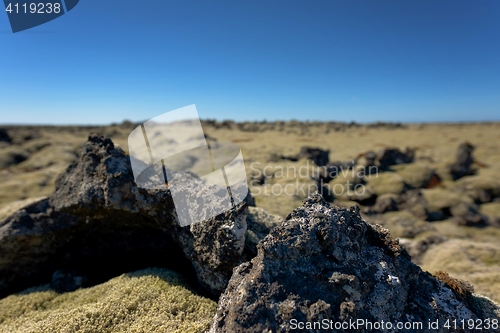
[1, 0, 499, 124]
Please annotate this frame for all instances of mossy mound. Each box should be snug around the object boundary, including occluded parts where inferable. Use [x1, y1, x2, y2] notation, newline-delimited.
[393, 163, 436, 189]
[452, 175, 500, 203]
[480, 202, 500, 224]
[0, 268, 217, 333]
[0, 147, 28, 169]
[365, 172, 405, 195]
[420, 239, 500, 303]
[421, 188, 473, 213]
[363, 210, 435, 239]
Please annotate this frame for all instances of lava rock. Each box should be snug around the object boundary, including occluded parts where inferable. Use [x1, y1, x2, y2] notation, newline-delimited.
[244, 206, 283, 259]
[0, 129, 11, 143]
[450, 142, 475, 180]
[0, 198, 85, 298]
[210, 193, 499, 333]
[376, 147, 415, 170]
[283, 146, 330, 166]
[0, 134, 248, 298]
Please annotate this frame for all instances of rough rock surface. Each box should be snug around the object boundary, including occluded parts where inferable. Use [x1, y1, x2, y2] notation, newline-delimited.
[0, 199, 83, 298]
[244, 206, 283, 259]
[210, 194, 500, 333]
[0, 134, 247, 298]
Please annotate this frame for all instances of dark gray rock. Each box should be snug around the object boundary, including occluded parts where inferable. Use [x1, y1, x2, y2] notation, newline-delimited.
[210, 193, 499, 333]
[0, 199, 82, 298]
[377, 147, 415, 170]
[0, 129, 11, 143]
[450, 142, 476, 180]
[283, 146, 330, 167]
[244, 191, 256, 207]
[0, 134, 247, 298]
[244, 207, 283, 259]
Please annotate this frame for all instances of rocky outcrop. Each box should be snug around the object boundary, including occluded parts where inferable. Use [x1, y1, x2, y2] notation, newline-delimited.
[210, 194, 500, 333]
[0, 129, 11, 144]
[450, 142, 476, 180]
[0, 134, 248, 298]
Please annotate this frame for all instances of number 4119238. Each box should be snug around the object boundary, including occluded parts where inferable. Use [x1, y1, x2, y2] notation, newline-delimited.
[5, 2, 62, 14]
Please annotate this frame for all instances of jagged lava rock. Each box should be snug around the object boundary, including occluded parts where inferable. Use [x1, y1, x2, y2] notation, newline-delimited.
[210, 194, 500, 333]
[49, 134, 170, 218]
[244, 206, 283, 259]
[0, 134, 247, 298]
[50, 134, 247, 297]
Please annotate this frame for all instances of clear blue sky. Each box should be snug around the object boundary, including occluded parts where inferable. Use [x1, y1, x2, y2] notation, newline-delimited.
[1, 0, 499, 124]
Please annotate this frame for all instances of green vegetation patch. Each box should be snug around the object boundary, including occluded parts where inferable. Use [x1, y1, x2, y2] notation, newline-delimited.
[420, 239, 500, 303]
[0, 268, 217, 333]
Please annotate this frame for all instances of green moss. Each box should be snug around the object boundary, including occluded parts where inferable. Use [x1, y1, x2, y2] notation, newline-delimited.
[480, 202, 500, 219]
[363, 211, 434, 239]
[420, 240, 500, 303]
[421, 188, 473, 213]
[365, 172, 405, 196]
[0, 268, 217, 333]
[392, 163, 435, 189]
